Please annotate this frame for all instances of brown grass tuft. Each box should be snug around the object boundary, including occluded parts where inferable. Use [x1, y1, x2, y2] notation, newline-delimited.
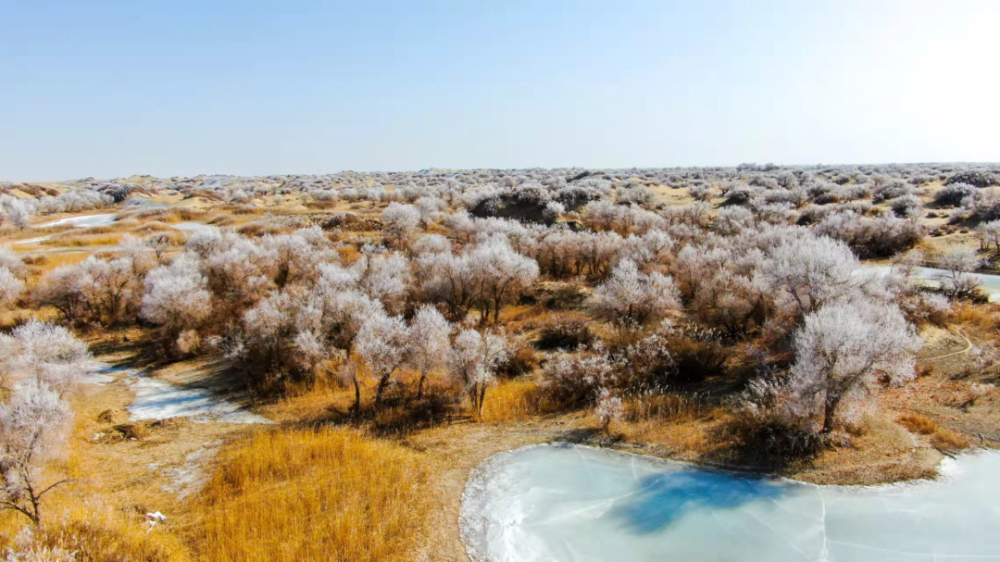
[897, 414, 971, 450]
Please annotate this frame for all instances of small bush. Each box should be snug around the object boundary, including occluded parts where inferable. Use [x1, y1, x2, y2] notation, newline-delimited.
[722, 411, 823, 466]
[934, 183, 976, 207]
[497, 346, 539, 378]
[872, 180, 912, 203]
[535, 319, 594, 350]
[946, 171, 998, 188]
[541, 352, 614, 408]
[668, 328, 731, 383]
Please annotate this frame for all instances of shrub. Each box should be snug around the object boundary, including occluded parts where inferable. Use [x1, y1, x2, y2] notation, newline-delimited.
[668, 327, 731, 383]
[934, 183, 976, 207]
[535, 318, 594, 350]
[871, 180, 912, 203]
[890, 194, 923, 217]
[946, 170, 998, 188]
[541, 351, 614, 408]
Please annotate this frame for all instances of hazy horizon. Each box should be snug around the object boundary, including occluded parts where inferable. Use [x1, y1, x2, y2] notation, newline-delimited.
[3, 0, 999, 181]
[4, 159, 1000, 185]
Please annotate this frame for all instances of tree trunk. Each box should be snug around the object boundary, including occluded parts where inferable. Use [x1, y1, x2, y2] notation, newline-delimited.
[352, 376, 361, 413]
[821, 392, 840, 433]
[375, 374, 389, 409]
[416, 369, 428, 399]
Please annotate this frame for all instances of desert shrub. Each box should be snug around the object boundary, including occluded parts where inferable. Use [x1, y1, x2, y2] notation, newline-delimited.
[541, 283, 587, 310]
[540, 351, 614, 408]
[724, 185, 757, 205]
[723, 409, 823, 466]
[720, 377, 823, 465]
[890, 194, 923, 217]
[688, 184, 714, 202]
[668, 326, 731, 383]
[814, 211, 924, 258]
[611, 328, 677, 392]
[871, 180, 912, 203]
[934, 182, 976, 207]
[962, 188, 1000, 222]
[946, 170, 998, 188]
[497, 346, 539, 378]
[535, 318, 594, 350]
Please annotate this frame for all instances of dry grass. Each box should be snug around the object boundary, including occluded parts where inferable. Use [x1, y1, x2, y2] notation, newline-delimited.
[897, 413, 971, 450]
[949, 302, 998, 330]
[42, 233, 122, 247]
[624, 393, 709, 424]
[190, 426, 431, 562]
[479, 378, 546, 422]
[0, 499, 190, 562]
[23, 252, 91, 275]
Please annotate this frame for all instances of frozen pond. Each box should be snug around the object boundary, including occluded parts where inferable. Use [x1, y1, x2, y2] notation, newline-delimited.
[12, 235, 53, 245]
[90, 362, 269, 424]
[864, 265, 1000, 302]
[127, 374, 270, 424]
[461, 443, 1000, 562]
[171, 221, 220, 236]
[36, 213, 118, 229]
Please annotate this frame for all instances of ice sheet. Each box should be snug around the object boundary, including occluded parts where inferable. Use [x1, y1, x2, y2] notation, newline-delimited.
[170, 222, 219, 235]
[125, 371, 270, 424]
[864, 265, 1000, 303]
[35, 213, 118, 228]
[461, 443, 1000, 562]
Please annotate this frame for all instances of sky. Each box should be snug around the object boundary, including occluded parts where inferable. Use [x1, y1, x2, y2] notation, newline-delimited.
[2, 0, 999, 181]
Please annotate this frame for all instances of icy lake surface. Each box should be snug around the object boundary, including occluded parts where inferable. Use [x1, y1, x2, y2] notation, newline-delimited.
[170, 222, 220, 235]
[864, 265, 1000, 302]
[36, 213, 118, 228]
[460, 443, 1000, 562]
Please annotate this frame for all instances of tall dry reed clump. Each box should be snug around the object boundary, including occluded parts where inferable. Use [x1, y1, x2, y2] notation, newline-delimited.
[191, 427, 430, 562]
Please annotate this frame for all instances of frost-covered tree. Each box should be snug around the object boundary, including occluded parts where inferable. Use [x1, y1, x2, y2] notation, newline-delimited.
[466, 236, 539, 324]
[354, 250, 411, 313]
[0, 247, 27, 281]
[36, 256, 146, 326]
[449, 329, 511, 415]
[937, 247, 982, 299]
[757, 234, 859, 317]
[412, 234, 451, 255]
[589, 258, 680, 327]
[975, 220, 1000, 255]
[0, 322, 88, 525]
[0, 268, 24, 311]
[788, 299, 922, 433]
[353, 311, 410, 409]
[140, 253, 213, 339]
[0, 384, 73, 525]
[407, 305, 452, 399]
[381, 203, 421, 247]
[0, 321, 91, 392]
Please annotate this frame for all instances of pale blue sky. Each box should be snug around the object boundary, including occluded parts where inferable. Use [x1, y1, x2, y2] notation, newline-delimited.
[2, 0, 998, 180]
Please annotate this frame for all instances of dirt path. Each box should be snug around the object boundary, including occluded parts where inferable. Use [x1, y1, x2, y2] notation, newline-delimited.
[925, 328, 974, 362]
